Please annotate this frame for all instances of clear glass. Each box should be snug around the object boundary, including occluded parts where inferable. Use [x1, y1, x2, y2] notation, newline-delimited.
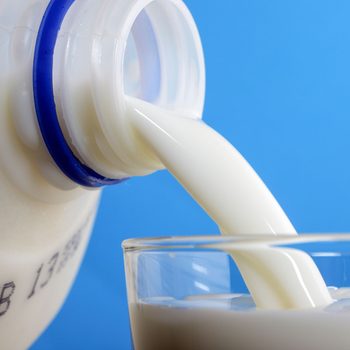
[123, 234, 350, 350]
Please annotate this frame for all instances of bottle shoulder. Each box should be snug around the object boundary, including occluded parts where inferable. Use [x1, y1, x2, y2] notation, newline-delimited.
[0, 167, 101, 250]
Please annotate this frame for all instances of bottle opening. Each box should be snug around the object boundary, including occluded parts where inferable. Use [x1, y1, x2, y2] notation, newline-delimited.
[124, 9, 161, 103]
[123, 0, 205, 114]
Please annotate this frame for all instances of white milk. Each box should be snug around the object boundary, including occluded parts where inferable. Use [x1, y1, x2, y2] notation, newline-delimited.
[130, 290, 350, 350]
[126, 96, 332, 309]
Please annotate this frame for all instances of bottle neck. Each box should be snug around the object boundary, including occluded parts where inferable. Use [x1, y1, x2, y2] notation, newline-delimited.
[5, 0, 205, 200]
[52, 0, 205, 182]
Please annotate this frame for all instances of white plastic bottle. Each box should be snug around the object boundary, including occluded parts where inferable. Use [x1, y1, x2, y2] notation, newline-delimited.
[0, 0, 205, 348]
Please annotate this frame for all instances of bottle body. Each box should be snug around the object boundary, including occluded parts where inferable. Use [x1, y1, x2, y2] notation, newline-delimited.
[0, 169, 100, 349]
[0, 1, 101, 348]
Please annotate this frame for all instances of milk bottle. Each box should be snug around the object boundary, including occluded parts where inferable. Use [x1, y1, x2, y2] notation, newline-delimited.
[0, 0, 206, 348]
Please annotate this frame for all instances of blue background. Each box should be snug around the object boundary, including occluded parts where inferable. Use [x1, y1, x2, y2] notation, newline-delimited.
[32, 0, 350, 348]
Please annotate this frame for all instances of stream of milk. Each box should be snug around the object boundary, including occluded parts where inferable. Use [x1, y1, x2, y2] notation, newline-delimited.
[126, 96, 332, 309]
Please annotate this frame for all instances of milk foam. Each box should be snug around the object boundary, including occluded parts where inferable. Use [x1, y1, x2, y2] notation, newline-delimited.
[126, 96, 332, 309]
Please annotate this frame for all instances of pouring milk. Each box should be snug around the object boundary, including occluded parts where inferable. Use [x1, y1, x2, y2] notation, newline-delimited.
[0, 0, 332, 349]
[127, 97, 332, 309]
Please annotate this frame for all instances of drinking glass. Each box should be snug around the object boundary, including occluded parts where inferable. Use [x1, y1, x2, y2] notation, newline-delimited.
[123, 234, 350, 350]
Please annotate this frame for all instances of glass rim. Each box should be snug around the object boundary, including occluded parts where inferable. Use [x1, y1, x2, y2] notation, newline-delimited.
[122, 233, 350, 252]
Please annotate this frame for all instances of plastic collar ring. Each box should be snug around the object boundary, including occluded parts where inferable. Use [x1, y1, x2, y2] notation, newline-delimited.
[33, 0, 124, 188]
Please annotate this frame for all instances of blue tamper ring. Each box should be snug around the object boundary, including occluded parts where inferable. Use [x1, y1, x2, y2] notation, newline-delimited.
[33, 0, 124, 187]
